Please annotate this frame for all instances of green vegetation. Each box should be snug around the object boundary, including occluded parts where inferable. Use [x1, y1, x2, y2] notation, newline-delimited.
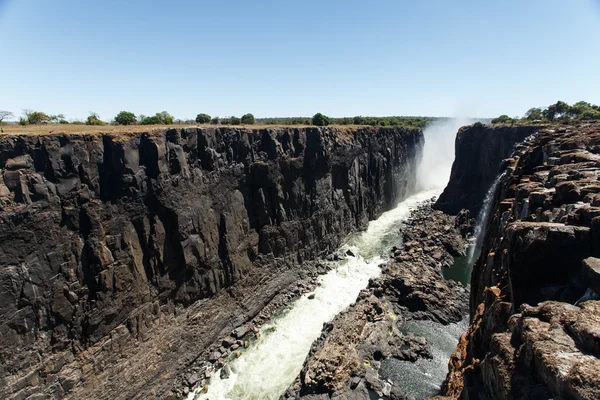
[491, 114, 514, 124]
[23, 110, 52, 124]
[140, 111, 174, 125]
[86, 112, 106, 126]
[256, 115, 433, 128]
[241, 113, 255, 125]
[195, 113, 211, 124]
[492, 100, 600, 125]
[114, 111, 137, 125]
[312, 113, 331, 126]
[581, 109, 600, 120]
[210, 117, 219, 124]
[473, 121, 483, 127]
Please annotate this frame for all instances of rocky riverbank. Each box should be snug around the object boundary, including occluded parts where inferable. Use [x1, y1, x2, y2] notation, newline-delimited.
[436, 121, 600, 400]
[284, 201, 470, 399]
[0, 126, 423, 399]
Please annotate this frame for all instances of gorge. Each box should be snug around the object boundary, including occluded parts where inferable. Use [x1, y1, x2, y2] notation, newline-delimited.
[2, 120, 600, 400]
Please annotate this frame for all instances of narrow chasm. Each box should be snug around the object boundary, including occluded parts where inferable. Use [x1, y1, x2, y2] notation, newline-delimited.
[184, 119, 479, 400]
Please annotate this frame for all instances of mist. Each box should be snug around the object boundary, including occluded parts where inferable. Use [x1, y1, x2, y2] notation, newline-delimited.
[416, 118, 477, 192]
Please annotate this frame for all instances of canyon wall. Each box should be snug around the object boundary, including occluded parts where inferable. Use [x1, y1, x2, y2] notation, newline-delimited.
[435, 124, 540, 215]
[0, 126, 423, 399]
[438, 122, 600, 400]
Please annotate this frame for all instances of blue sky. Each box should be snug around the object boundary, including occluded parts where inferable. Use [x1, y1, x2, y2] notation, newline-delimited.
[1, 0, 599, 120]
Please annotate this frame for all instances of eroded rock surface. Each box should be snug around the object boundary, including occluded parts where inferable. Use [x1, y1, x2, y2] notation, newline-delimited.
[438, 122, 600, 400]
[285, 202, 469, 400]
[0, 126, 423, 399]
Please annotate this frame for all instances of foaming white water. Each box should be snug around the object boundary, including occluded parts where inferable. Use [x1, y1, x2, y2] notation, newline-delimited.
[188, 188, 442, 400]
[416, 118, 477, 192]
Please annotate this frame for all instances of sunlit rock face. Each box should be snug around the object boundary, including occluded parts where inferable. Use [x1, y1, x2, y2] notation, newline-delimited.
[0, 125, 423, 399]
[438, 122, 600, 400]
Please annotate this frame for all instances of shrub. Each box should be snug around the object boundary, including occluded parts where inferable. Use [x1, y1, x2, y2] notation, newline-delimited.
[158, 111, 174, 125]
[241, 113, 255, 125]
[581, 109, 600, 120]
[230, 116, 241, 125]
[140, 115, 160, 125]
[18, 117, 29, 126]
[312, 113, 331, 126]
[473, 121, 483, 127]
[353, 116, 365, 125]
[491, 114, 513, 124]
[196, 113, 211, 124]
[114, 111, 137, 125]
[59, 119, 69, 124]
[86, 112, 105, 125]
[139, 111, 174, 125]
[210, 117, 220, 125]
[524, 108, 543, 121]
[24, 110, 52, 124]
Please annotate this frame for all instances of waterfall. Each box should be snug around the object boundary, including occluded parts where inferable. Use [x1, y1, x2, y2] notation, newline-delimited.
[466, 172, 506, 265]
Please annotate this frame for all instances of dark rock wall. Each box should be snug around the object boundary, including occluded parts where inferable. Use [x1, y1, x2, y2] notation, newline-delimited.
[438, 122, 600, 400]
[435, 124, 540, 215]
[0, 126, 422, 399]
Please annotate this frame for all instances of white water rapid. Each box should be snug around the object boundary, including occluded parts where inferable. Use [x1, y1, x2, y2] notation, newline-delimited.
[189, 119, 466, 400]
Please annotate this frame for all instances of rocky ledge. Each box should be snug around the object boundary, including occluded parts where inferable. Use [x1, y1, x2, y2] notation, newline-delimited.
[284, 201, 470, 400]
[437, 122, 600, 400]
[0, 126, 423, 399]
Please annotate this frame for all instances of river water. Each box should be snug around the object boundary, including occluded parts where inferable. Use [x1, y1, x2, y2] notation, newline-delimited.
[188, 188, 442, 400]
[189, 119, 474, 400]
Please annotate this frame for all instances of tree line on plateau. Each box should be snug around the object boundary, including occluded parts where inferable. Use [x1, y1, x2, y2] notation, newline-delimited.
[0, 110, 432, 128]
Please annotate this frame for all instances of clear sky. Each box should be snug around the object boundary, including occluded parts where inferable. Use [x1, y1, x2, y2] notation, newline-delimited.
[1, 0, 599, 121]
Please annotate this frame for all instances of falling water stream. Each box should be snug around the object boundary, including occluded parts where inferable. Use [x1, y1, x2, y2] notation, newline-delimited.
[189, 119, 478, 400]
[466, 172, 506, 266]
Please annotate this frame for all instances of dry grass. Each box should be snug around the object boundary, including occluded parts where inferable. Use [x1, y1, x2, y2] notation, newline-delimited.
[0, 123, 388, 136]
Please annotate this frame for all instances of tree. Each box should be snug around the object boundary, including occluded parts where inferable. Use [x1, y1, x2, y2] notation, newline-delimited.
[140, 112, 174, 125]
[312, 113, 331, 126]
[491, 114, 513, 124]
[196, 113, 211, 124]
[210, 117, 220, 125]
[581, 109, 600, 120]
[114, 111, 137, 125]
[24, 110, 52, 124]
[524, 108, 543, 121]
[157, 111, 174, 124]
[230, 116, 241, 125]
[241, 113, 255, 125]
[0, 110, 14, 124]
[49, 114, 65, 124]
[86, 112, 105, 126]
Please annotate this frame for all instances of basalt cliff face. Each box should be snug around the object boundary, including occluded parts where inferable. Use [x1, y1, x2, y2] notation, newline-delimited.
[435, 124, 540, 216]
[437, 122, 600, 400]
[0, 126, 423, 399]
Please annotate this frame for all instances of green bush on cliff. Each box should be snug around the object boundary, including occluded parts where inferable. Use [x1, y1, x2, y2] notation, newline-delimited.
[581, 109, 600, 120]
[312, 113, 331, 126]
[140, 111, 174, 125]
[230, 116, 241, 125]
[196, 113, 211, 124]
[114, 111, 137, 125]
[241, 113, 255, 124]
[491, 114, 513, 124]
[210, 117, 220, 124]
[86, 112, 106, 126]
[24, 110, 52, 124]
